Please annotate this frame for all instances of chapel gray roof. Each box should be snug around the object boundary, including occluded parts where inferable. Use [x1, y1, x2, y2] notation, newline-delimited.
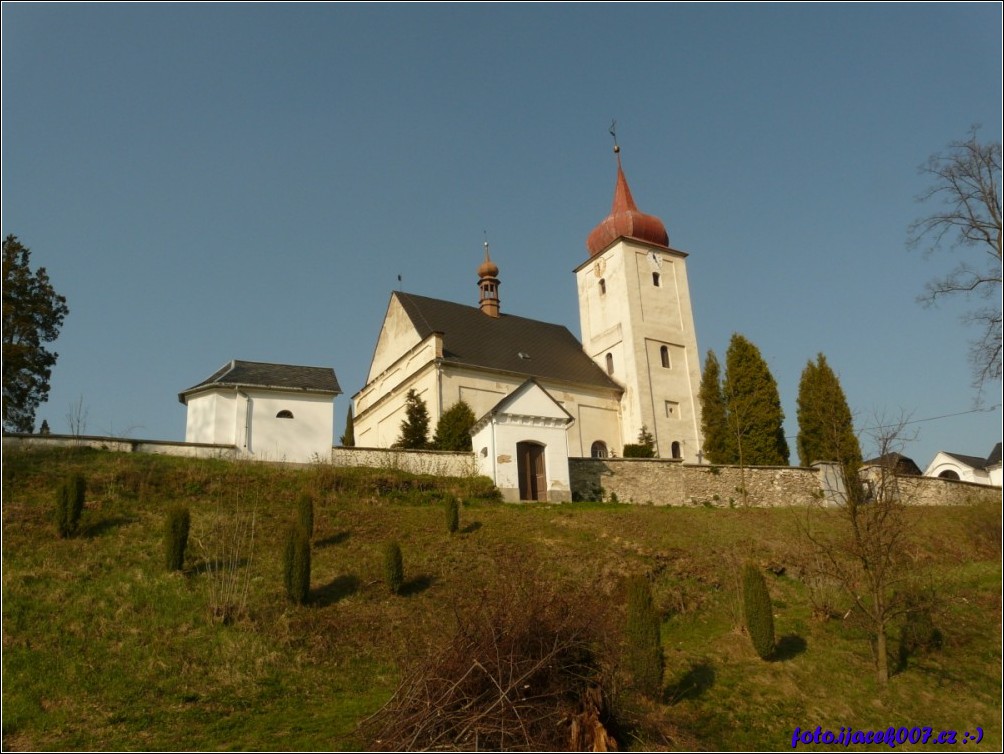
[179, 360, 341, 403]
[941, 451, 992, 470]
[987, 442, 1002, 466]
[392, 291, 621, 391]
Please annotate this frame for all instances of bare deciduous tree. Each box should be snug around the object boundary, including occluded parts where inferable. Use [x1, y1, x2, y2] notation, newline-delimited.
[803, 416, 919, 685]
[909, 127, 1002, 390]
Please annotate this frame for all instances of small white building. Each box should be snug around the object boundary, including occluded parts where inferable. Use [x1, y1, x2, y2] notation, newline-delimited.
[923, 443, 1002, 487]
[470, 379, 575, 502]
[179, 360, 341, 463]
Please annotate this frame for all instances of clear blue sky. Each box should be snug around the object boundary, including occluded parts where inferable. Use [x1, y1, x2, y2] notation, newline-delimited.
[3, 3, 1001, 468]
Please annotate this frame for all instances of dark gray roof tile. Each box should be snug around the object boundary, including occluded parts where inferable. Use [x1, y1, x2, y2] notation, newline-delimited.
[393, 292, 620, 391]
[180, 360, 341, 403]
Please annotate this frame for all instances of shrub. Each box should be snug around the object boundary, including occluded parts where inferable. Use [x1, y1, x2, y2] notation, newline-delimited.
[431, 401, 476, 451]
[54, 473, 86, 538]
[297, 493, 315, 540]
[283, 524, 311, 605]
[624, 574, 663, 698]
[363, 552, 615, 751]
[164, 506, 191, 571]
[742, 562, 775, 660]
[384, 540, 404, 595]
[445, 497, 460, 534]
[622, 443, 655, 459]
[898, 595, 942, 669]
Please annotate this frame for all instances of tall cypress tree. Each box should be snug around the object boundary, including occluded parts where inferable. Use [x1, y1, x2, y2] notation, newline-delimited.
[699, 350, 730, 464]
[796, 354, 861, 468]
[723, 334, 789, 466]
[340, 406, 355, 447]
[395, 389, 430, 449]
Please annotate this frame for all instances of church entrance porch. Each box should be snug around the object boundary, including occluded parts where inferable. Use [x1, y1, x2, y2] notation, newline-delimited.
[517, 441, 547, 501]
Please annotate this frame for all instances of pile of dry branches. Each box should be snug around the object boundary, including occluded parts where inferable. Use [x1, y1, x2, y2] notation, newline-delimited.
[363, 555, 616, 751]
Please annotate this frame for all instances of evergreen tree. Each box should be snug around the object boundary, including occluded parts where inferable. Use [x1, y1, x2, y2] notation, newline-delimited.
[431, 400, 476, 451]
[723, 334, 789, 466]
[624, 574, 664, 698]
[699, 350, 729, 463]
[742, 562, 776, 660]
[340, 406, 355, 447]
[3, 235, 69, 433]
[395, 389, 430, 449]
[623, 425, 656, 458]
[796, 354, 861, 468]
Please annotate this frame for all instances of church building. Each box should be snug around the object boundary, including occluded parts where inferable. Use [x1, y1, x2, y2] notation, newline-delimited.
[352, 148, 704, 500]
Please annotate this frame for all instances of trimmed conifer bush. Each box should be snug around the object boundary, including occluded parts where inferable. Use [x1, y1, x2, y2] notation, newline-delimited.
[742, 562, 775, 660]
[283, 524, 311, 604]
[297, 493, 315, 540]
[384, 540, 404, 595]
[624, 574, 663, 698]
[54, 473, 86, 538]
[164, 506, 191, 571]
[445, 497, 460, 534]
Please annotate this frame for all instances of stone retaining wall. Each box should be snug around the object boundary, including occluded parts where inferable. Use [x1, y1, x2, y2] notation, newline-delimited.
[330, 446, 477, 477]
[569, 458, 1000, 508]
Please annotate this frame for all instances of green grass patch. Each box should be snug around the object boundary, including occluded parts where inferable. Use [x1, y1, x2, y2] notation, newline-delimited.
[2, 447, 1000, 750]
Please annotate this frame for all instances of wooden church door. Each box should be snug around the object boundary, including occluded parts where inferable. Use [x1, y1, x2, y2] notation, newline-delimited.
[517, 441, 547, 501]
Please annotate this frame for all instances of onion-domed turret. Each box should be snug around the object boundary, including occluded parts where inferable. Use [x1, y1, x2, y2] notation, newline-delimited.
[477, 241, 500, 318]
[586, 150, 669, 257]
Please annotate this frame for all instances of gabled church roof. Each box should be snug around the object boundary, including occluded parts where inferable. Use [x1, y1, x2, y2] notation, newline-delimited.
[393, 291, 620, 391]
[179, 360, 341, 404]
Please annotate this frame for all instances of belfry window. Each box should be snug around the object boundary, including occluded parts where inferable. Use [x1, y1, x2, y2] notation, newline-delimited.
[599, 278, 606, 295]
[660, 345, 670, 368]
[652, 272, 661, 287]
[276, 410, 294, 419]
[591, 441, 608, 459]
[605, 353, 614, 375]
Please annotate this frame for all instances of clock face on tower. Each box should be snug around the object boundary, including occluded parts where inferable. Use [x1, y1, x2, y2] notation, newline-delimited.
[649, 250, 662, 269]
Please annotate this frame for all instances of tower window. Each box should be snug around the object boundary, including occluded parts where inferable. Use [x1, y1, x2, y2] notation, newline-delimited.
[671, 441, 682, 459]
[660, 345, 670, 368]
[665, 401, 679, 418]
[276, 410, 294, 419]
[652, 272, 661, 287]
[599, 278, 606, 295]
[591, 441, 608, 459]
[605, 353, 614, 375]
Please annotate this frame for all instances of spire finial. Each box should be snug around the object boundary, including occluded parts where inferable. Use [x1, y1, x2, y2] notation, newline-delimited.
[609, 119, 620, 154]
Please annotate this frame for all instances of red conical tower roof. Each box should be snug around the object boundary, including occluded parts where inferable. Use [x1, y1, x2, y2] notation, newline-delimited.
[586, 151, 669, 257]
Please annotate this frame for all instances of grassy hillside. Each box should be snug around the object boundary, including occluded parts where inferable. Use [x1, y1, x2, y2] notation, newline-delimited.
[2, 447, 1001, 751]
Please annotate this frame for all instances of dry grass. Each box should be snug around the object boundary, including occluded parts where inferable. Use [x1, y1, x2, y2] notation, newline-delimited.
[2, 447, 1001, 751]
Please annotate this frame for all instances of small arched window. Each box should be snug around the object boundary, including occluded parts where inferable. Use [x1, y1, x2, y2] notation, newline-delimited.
[591, 441, 608, 459]
[660, 345, 670, 368]
[605, 353, 614, 375]
[276, 410, 294, 419]
[599, 278, 606, 295]
[652, 272, 661, 287]
[671, 441, 682, 459]
[938, 469, 960, 480]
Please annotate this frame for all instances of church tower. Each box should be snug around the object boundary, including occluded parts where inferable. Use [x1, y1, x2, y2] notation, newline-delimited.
[575, 146, 704, 460]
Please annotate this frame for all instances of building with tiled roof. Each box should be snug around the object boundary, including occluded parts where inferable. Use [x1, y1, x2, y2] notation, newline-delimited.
[353, 147, 704, 500]
[179, 359, 340, 463]
[923, 443, 1003, 487]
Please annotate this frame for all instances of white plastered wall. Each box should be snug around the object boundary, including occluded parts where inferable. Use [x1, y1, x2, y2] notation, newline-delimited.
[576, 238, 703, 461]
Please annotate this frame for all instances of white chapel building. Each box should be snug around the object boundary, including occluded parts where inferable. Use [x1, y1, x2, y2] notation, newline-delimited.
[180, 360, 341, 463]
[352, 149, 704, 501]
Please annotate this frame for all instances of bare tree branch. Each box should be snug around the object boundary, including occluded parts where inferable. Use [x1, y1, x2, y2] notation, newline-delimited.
[908, 126, 1003, 389]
